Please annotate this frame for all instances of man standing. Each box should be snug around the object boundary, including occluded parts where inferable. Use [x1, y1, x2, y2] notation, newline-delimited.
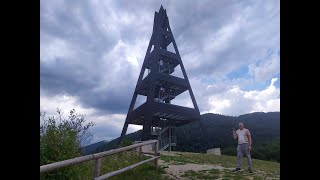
[232, 122, 253, 173]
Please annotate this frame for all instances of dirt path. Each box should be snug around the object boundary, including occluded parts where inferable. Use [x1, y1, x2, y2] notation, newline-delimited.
[159, 151, 228, 179]
[159, 159, 228, 179]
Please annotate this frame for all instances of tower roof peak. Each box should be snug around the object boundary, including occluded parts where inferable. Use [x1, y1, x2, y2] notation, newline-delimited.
[159, 5, 165, 12]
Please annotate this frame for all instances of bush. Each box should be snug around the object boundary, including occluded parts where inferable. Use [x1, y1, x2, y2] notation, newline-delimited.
[120, 139, 133, 147]
[40, 109, 95, 179]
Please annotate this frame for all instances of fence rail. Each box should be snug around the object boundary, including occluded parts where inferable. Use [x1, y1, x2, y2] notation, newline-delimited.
[40, 140, 159, 179]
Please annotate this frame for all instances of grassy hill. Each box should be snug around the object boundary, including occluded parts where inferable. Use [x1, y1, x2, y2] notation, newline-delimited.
[83, 112, 280, 162]
[43, 151, 279, 179]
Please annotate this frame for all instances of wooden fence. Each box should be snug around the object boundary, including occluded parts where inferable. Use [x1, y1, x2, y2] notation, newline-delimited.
[40, 140, 159, 180]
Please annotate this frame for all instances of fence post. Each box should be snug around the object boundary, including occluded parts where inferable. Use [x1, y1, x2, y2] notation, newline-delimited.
[169, 126, 171, 152]
[154, 141, 158, 168]
[94, 158, 102, 178]
[139, 146, 142, 158]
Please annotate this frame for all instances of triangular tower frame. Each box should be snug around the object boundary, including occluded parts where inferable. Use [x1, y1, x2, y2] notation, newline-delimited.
[119, 5, 200, 149]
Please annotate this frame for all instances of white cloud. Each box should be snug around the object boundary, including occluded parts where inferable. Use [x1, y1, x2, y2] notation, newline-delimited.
[92, 38, 148, 93]
[204, 16, 243, 54]
[40, 91, 142, 142]
[248, 51, 280, 81]
[112, 39, 147, 68]
[40, 37, 75, 64]
[208, 99, 231, 113]
[205, 78, 280, 116]
[40, 91, 95, 116]
[87, 113, 142, 142]
[176, 0, 280, 81]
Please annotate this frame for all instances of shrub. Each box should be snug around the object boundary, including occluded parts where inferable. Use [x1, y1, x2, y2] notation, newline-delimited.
[40, 109, 95, 179]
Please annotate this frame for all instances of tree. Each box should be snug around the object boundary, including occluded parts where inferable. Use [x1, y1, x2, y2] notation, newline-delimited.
[40, 109, 95, 179]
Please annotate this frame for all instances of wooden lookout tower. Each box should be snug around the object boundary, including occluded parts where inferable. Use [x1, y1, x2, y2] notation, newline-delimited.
[119, 5, 200, 151]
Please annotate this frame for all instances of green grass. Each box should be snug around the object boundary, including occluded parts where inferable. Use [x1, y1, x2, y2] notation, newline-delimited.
[41, 151, 166, 180]
[161, 153, 194, 165]
[109, 163, 166, 180]
[161, 153, 279, 180]
[161, 153, 280, 174]
[41, 151, 279, 180]
[181, 170, 220, 179]
[181, 169, 222, 179]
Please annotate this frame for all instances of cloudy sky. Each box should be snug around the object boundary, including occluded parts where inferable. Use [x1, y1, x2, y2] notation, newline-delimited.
[40, 0, 280, 144]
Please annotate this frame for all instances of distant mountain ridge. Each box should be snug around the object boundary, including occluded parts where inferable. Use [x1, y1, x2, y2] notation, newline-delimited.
[82, 112, 280, 161]
[81, 140, 108, 155]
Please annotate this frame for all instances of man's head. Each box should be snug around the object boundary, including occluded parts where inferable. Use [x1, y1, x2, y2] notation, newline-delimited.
[239, 122, 244, 130]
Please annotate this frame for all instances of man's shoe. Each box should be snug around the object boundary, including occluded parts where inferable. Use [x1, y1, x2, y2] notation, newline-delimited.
[232, 168, 241, 172]
[248, 169, 253, 173]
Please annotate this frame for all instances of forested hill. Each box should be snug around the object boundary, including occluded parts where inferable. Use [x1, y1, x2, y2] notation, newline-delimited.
[176, 112, 279, 152]
[83, 112, 280, 162]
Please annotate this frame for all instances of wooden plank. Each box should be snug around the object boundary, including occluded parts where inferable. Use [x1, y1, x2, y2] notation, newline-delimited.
[94, 158, 102, 178]
[40, 140, 158, 173]
[40, 154, 96, 173]
[94, 156, 160, 180]
[142, 151, 156, 156]
[155, 72, 188, 89]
